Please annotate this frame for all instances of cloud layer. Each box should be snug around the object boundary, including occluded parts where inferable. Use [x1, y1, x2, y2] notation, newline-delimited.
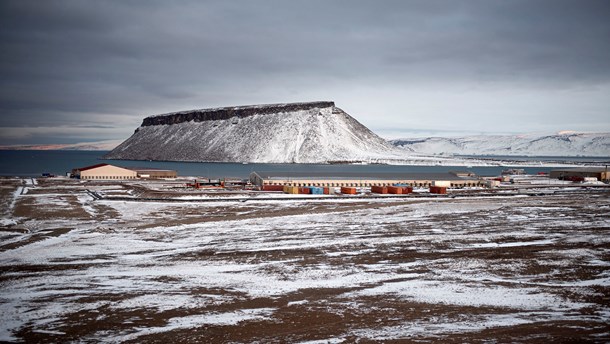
[1, 0, 609, 144]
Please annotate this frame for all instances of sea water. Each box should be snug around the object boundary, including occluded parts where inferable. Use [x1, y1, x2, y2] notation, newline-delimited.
[1, 150, 608, 178]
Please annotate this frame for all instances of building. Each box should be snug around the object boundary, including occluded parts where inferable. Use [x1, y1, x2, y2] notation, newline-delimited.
[72, 163, 138, 180]
[72, 164, 177, 180]
[127, 167, 177, 179]
[250, 171, 484, 188]
[550, 167, 609, 181]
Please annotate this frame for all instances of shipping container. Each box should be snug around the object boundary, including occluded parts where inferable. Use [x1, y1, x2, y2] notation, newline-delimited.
[432, 180, 451, 188]
[401, 186, 413, 194]
[298, 187, 311, 194]
[341, 186, 357, 195]
[429, 186, 447, 194]
[371, 185, 388, 194]
[323, 187, 330, 195]
[284, 186, 299, 194]
[387, 186, 402, 194]
[262, 184, 285, 191]
[308, 187, 324, 194]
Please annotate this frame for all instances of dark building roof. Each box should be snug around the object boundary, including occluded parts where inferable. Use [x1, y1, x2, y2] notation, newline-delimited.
[76, 163, 110, 172]
[125, 167, 176, 172]
[252, 171, 477, 181]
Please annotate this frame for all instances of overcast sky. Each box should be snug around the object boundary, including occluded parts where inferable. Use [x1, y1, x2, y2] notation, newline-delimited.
[1, 0, 609, 145]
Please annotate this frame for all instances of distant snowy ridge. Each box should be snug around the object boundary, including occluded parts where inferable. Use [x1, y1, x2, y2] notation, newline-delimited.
[0, 139, 121, 151]
[390, 132, 610, 157]
[104, 101, 406, 163]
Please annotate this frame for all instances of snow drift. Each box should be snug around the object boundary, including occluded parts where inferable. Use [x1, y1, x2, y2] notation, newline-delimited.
[104, 101, 399, 163]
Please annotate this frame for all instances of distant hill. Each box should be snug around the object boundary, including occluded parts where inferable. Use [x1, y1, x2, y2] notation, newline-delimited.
[104, 101, 402, 163]
[0, 140, 121, 151]
[390, 132, 610, 157]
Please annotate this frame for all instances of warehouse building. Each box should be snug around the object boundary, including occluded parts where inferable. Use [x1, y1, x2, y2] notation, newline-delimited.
[250, 171, 484, 188]
[128, 167, 177, 179]
[72, 163, 138, 180]
[72, 164, 177, 180]
[550, 167, 609, 182]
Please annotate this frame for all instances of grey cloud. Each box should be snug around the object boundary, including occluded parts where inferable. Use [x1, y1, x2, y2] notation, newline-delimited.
[1, 0, 609, 145]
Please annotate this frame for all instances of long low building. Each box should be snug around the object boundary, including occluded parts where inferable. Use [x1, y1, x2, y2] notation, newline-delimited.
[128, 167, 177, 179]
[72, 164, 138, 180]
[250, 171, 484, 188]
[72, 164, 177, 180]
[549, 167, 609, 181]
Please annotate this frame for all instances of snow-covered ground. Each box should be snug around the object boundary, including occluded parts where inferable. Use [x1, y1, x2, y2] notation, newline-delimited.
[1, 179, 609, 342]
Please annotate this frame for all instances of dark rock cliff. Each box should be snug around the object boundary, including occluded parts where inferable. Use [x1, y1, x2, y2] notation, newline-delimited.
[141, 101, 335, 126]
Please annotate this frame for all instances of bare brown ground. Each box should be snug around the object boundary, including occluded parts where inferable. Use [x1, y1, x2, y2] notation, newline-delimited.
[1, 178, 609, 343]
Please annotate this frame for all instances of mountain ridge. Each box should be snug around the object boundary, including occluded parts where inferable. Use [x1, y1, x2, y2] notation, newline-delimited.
[390, 132, 610, 157]
[141, 101, 336, 126]
[0, 140, 121, 151]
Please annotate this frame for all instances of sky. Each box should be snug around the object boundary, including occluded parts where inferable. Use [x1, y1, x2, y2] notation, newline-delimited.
[0, 0, 609, 145]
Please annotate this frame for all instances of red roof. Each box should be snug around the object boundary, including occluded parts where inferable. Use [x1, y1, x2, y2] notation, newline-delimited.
[77, 163, 109, 172]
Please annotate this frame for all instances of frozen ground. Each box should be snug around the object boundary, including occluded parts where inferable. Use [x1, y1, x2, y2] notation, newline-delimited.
[0, 178, 609, 342]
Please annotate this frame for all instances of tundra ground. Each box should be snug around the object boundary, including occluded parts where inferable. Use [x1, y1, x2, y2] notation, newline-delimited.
[1, 178, 609, 343]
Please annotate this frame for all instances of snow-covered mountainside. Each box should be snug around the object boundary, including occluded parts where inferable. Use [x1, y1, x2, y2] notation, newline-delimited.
[104, 101, 400, 163]
[390, 132, 610, 157]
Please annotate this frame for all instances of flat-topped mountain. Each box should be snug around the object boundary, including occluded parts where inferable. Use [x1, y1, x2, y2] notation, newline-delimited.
[104, 101, 399, 163]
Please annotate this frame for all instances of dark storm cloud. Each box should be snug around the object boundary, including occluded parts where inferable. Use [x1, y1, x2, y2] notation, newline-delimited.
[1, 0, 609, 144]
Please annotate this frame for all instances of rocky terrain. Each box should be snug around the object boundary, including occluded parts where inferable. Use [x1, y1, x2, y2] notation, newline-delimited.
[104, 101, 402, 163]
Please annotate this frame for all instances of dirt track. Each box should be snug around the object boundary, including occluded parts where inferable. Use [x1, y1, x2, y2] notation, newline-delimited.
[1, 178, 609, 343]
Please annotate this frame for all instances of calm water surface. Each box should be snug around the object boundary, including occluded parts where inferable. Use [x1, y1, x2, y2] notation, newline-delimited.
[1, 150, 607, 178]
